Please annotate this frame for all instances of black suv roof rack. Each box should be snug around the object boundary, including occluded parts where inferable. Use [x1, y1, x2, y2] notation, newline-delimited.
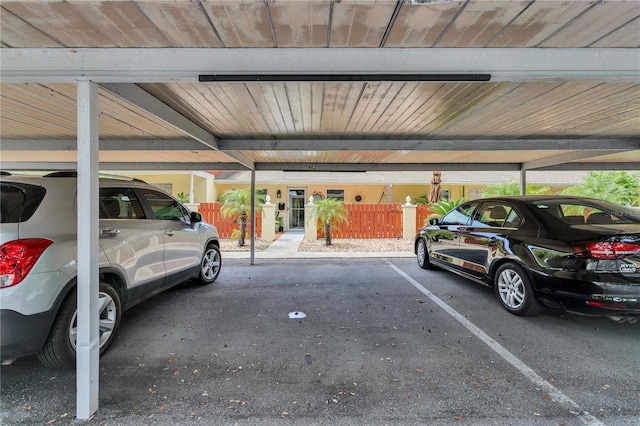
[44, 171, 77, 177]
[42, 171, 146, 183]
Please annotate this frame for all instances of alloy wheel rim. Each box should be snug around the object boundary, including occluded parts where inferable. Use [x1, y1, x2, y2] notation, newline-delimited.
[417, 241, 426, 265]
[498, 269, 525, 309]
[202, 249, 220, 279]
[69, 292, 117, 351]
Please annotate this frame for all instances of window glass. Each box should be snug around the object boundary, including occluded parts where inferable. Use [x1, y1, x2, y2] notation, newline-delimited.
[504, 208, 523, 228]
[0, 183, 46, 223]
[473, 203, 521, 228]
[441, 202, 477, 226]
[141, 189, 187, 221]
[99, 188, 146, 219]
[327, 189, 344, 201]
[533, 201, 640, 225]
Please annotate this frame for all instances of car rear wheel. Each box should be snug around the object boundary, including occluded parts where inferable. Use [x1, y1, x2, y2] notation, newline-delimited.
[197, 243, 221, 285]
[494, 262, 542, 316]
[416, 239, 435, 270]
[38, 281, 121, 369]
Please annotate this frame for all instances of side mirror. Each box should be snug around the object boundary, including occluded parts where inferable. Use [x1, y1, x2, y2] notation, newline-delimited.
[190, 211, 202, 223]
[429, 217, 440, 226]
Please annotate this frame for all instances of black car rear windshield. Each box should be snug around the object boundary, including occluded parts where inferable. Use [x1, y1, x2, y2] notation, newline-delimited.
[1, 182, 46, 223]
[531, 200, 640, 225]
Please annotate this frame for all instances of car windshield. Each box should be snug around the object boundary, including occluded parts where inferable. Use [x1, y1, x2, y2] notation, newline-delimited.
[531, 200, 640, 225]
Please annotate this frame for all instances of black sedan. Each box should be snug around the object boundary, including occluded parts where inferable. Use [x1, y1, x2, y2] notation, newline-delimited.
[415, 196, 640, 321]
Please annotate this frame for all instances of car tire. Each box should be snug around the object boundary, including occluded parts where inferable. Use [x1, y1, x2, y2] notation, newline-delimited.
[494, 262, 542, 316]
[416, 239, 435, 270]
[37, 281, 121, 369]
[197, 243, 221, 285]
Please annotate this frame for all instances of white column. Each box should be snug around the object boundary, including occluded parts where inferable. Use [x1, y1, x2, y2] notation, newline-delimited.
[189, 172, 194, 204]
[402, 197, 417, 240]
[250, 169, 256, 265]
[261, 197, 276, 242]
[76, 80, 100, 419]
[305, 196, 317, 241]
[520, 169, 527, 195]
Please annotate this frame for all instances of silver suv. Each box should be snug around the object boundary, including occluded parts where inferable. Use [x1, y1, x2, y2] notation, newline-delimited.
[1, 172, 221, 368]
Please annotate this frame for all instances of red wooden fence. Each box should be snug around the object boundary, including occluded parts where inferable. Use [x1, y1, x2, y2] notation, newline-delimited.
[199, 203, 262, 239]
[416, 204, 433, 230]
[200, 202, 428, 239]
[318, 204, 403, 239]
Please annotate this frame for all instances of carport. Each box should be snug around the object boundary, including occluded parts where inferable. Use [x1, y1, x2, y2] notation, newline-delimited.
[1, 0, 639, 419]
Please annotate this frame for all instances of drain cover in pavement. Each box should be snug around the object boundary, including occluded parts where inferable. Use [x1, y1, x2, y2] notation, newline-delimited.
[288, 311, 306, 319]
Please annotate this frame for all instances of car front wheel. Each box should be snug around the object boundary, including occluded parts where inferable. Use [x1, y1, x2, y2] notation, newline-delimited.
[416, 239, 435, 270]
[38, 281, 121, 369]
[494, 262, 542, 316]
[197, 243, 221, 285]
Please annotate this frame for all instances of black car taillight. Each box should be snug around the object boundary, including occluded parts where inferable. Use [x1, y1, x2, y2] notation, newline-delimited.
[0, 239, 53, 288]
[573, 241, 640, 260]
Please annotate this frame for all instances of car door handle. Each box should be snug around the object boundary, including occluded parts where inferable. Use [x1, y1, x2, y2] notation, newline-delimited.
[164, 230, 174, 237]
[100, 228, 120, 237]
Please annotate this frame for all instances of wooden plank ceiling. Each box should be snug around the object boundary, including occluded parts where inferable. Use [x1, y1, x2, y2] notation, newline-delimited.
[0, 0, 639, 171]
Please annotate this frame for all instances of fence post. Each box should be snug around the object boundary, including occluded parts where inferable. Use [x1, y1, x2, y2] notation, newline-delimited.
[402, 196, 416, 240]
[262, 196, 276, 242]
[305, 196, 317, 241]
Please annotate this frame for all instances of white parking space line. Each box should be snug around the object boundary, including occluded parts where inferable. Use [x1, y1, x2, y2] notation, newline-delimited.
[388, 262, 606, 426]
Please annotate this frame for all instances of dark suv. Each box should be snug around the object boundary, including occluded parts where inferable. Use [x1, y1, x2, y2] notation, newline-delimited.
[1, 172, 221, 368]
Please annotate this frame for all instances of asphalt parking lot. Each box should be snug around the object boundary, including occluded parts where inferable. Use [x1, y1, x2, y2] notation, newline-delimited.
[2, 257, 639, 426]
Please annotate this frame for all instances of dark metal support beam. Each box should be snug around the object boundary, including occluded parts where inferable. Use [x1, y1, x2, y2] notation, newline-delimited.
[5, 138, 635, 152]
[219, 139, 639, 152]
[2, 161, 636, 172]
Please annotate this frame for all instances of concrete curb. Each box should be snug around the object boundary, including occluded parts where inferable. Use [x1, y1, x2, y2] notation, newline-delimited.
[222, 251, 414, 259]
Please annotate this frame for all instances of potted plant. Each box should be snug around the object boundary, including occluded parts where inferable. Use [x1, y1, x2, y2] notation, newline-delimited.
[275, 215, 284, 232]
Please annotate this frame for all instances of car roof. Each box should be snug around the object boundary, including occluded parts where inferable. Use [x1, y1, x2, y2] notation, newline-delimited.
[1, 173, 162, 193]
[475, 195, 614, 204]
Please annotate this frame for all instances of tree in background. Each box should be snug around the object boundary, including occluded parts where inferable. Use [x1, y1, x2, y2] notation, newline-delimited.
[221, 188, 265, 246]
[309, 197, 348, 246]
[562, 171, 640, 206]
[412, 194, 431, 205]
[481, 181, 550, 198]
[426, 198, 467, 223]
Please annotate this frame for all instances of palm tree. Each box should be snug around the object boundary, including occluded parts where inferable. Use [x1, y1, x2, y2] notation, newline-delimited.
[412, 194, 431, 205]
[310, 198, 348, 246]
[482, 181, 549, 197]
[427, 198, 466, 222]
[220, 188, 265, 246]
[562, 171, 640, 206]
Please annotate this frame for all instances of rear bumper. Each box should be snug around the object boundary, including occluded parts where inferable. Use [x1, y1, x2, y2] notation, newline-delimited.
[1, 309, 55, 361]
[533, 271, 640, 317]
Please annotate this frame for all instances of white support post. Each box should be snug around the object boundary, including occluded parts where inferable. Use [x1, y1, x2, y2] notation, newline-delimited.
[402, 197, 417, 240]
[520, 169, 527, 195]
[250, 169, 256, 266]
[76, 80, 100, 419]
[189, 172, 194, 204]
[305, 197, 317, 241]
[261, 199, 276, 242]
